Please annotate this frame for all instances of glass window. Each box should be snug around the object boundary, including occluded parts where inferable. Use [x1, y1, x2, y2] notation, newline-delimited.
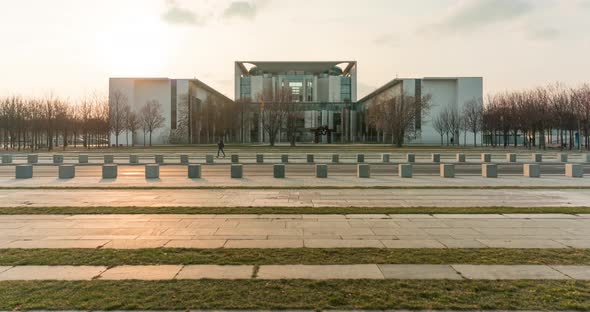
[340, 77, 351, 102]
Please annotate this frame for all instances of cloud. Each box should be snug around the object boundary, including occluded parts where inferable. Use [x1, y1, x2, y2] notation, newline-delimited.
[527, 27, 560, 41]
[374, 34, 400, 47]
[161, 1, 207, 26]
[223, 0, 267, 20]
[427, 0, 534, 34]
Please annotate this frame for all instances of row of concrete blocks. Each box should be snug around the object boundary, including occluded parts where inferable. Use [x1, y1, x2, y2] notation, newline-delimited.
[13, 163, 585, 179]
[1, 152, 586, 165]
[3, 152, 586, 165]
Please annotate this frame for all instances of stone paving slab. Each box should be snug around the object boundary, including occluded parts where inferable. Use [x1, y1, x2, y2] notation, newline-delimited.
[256, 264, 386, 280]
[98, 265, 183, 280]
[552, 265, 590, 280]
[0, 265, 587, 280]
[452, 265, 569, 280]
[378, 264, 463, 280]
[176, 265, 253, 279]
[1, 214, 588, 249]
[0, 265, 107, 280]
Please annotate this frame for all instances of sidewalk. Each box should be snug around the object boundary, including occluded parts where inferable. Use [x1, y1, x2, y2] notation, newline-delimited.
[1, 214, 588, 249]
[0, 264, 588, 280]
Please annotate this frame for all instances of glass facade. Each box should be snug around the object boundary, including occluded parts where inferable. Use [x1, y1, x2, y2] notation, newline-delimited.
[340, 77, 351, 102]
[170, 79, 177, 130]
[240, 77, 251, 100]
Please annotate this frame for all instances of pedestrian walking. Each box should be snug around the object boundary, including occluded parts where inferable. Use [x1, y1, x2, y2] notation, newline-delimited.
[217, 139, 225, 158]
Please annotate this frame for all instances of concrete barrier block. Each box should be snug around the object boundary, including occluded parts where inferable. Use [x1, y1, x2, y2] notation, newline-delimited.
[399, 164, 412, 178]
[565, 163, 583, 178]
[281, 154, 289, 163]
[15, 165, 33, 179]
[381, 153, 390, 163]
[129, 155, 139, 164]
[532, 153, 542, 163]
[78, 154, 88, 164]
[58, 165, 75, 179]
[155, 155, 164, 164]
[506, 153, 517, 162]
[456, 153, 465, 162]
[357, 164, 371, 178]
[481, 153, 491, 163]
[231, 155, 239, 163]
[180, 154, 189, 164]
[188, 164, 201, 179]
[332, 154, 339, 163]
[27, 154, 38, 164]
[306, 154, 314, 163]
[145, 164, 159, 179]
[559, 153, 568, 163]
[524, 163, 541, 177]
[440, 164, 455, 178]
[1, 155, 12, 164]
[432, 153, 440, 163]
[206, 154, 214, 164]
[102, 164, 118, 179]
[586, 154, 590, 163]
[256, 154, 264, 163]
[316, 164, 328, 178]
[231, 164, 243, 178]
[406, 153, 415, 163]
[53, 155, 63, 164]
[273, 164, 285, 178]
[356, 154, 365, 163]
[103, 155, 114, 164]
[482, 163, 497, 178]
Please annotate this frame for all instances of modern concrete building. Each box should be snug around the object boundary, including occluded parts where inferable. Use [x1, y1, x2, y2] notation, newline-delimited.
[235, 61, 359, 143]
[109, 62, 482, 145]
[358, 77, 483, 144]
[109, 78, 233, 145]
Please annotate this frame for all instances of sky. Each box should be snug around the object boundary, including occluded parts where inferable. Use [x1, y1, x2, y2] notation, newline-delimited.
[1, 0, 589, 100]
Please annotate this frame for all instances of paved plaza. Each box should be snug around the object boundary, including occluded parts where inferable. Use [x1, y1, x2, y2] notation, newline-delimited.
[0, 213, 588, 249]
[1, 188, 590, 208]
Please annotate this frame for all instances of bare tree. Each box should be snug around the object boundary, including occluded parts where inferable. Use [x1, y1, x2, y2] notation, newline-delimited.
[368, 92, 432, 147]
[432, 110, 447, 146]
[140, 100, 165, 146]
[463, 98, 483, 146]
[126, 108, 140, 147]
[109, 90, 128, 147]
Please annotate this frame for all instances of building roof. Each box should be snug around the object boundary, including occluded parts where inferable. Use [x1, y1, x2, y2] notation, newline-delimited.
[236, 61, 356, 75]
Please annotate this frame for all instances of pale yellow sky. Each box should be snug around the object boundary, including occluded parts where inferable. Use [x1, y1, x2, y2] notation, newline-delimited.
[1, 0, 589, 100]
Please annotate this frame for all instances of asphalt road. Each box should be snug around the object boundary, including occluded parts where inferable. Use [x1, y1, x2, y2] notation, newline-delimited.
[1, 163, 589, 177]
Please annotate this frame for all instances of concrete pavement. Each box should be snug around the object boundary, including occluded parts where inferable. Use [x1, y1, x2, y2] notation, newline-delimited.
[0, 214, 588, 249]
[0, 264, 588, 280]
[1, 188, 590, 208]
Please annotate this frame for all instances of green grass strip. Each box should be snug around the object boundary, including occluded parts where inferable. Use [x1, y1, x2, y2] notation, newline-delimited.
[0, 280, 588, 310]
[1, 248, 589, 266]
[1, 205, 589, 215]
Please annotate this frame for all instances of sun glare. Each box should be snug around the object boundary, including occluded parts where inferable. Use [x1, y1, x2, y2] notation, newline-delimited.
[95, 17, 175, 77]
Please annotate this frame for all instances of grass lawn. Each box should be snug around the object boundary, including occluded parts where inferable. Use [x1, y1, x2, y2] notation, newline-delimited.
[1, 205, 589, 215]
[0, 280, 588, 310]
[2, 248, 589, 266]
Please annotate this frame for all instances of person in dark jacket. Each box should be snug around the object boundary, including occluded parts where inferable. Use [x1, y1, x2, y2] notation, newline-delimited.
[217, 139, 225, 158]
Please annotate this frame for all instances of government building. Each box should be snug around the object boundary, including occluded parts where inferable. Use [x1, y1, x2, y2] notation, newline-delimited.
[109, 61, 482, 145]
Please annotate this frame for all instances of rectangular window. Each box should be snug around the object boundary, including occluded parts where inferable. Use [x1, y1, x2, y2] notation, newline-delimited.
[414, 79, 422, 131]
[171, 79, 177, 130]
[288, 81, 303, 102]
[340, 77, 351, 102]
[240, 77, 251, 100]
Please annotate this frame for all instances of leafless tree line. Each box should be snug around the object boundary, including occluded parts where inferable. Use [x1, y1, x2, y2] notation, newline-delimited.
[0, 94, 110, 151]
[432, 98, 483, 147]
[482, 83, 590, 150]
[109, 90, 165, 147]
[368, 92, 432, 147]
